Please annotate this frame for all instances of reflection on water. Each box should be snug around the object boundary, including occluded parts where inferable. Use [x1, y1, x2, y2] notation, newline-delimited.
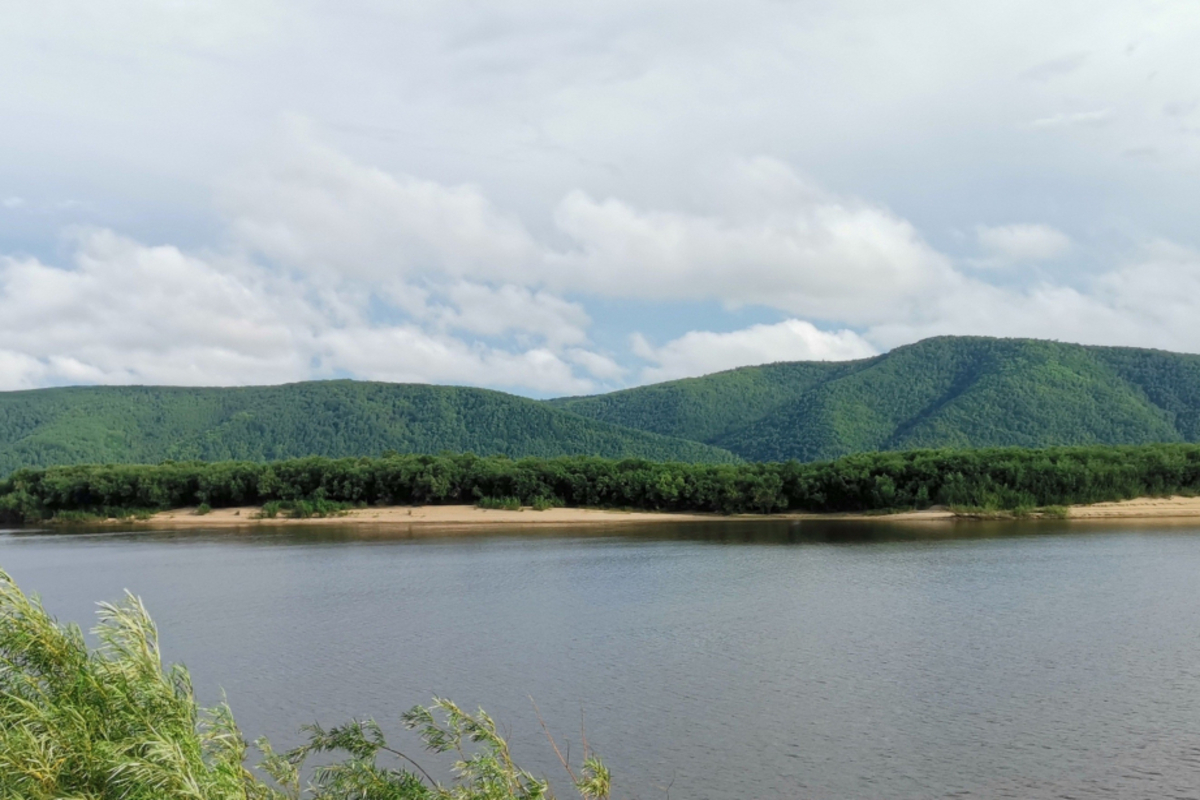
[3, 519, 1200, 799]
[7, 515, 1122, 546]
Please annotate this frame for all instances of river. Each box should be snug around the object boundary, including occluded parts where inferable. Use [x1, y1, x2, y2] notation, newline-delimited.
[2, 519, 1199, 799]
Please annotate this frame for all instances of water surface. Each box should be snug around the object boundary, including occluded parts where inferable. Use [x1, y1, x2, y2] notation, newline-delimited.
[2, 519, 1199, 799]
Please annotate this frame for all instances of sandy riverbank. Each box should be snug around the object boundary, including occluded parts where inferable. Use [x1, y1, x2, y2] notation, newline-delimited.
[1062, 495, 1200, 519]
[131, 495, 1200, 528]
[144, 504, 719, 527]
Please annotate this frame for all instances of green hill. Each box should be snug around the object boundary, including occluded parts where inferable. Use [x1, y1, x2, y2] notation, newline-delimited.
[556, 337, 1200, 462]
[0, 381, 740, 473]
[6, 336, 1200, 472]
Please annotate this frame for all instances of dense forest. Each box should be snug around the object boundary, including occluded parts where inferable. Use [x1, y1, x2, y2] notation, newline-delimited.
[4, 337, 1200, 473]
[0, 381, 738, 474]
[556, 336, 1200, 461]
[3, 443, 1199, 522]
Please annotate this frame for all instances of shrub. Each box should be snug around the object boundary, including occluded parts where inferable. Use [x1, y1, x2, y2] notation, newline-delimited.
[0, 570, 611, 800]
[531, 496, 562, 511]
[476, 496, 522, 511]
[256, 500, 284, 519]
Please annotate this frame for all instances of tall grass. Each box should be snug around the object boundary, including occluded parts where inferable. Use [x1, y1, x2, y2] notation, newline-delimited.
[0, 570, 610, 799]
[475, 496, 522, 511]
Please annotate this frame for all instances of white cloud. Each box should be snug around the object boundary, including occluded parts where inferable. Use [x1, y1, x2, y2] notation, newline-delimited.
[1, 197, 24, 209]
[565, 348, 625, 382]
[0, 229, 311, 388]
[225, 143, 951, 325]
[548, 174, 952, 323]
[314, 328, 593, 395]
[0, 350, 46, 391]
[866, 241, 1200, 355]
[1026, 109, 1114, 129]
[437, 282, 590, 348]
[1021, 53, 1089, 83]
[7, 140, 1200, 395]
[0, 229, 596, 395]
[4, 0, 1200, 397]
[224, 133, 540, 283]
[3, 0, 1200, 258]
[632, 319, 877, 383]
[973, 223, 1072, 265]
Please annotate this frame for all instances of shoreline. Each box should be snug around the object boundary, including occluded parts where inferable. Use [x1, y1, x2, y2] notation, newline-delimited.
[82, 494, 1200, 528]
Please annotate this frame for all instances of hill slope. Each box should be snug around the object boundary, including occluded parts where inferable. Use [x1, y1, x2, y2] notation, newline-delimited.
[6, 336, 1200, 471]
[0, 381, 740, 473]
[556, 337, 1200, 461]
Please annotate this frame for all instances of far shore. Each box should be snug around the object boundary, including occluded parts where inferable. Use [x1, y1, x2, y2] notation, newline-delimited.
[98, 495, 1200, 529]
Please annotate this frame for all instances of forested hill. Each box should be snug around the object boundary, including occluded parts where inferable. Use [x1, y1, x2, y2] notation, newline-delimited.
[0, 381, 740, 474]
[6, 336, 1200, 472]
[554, 337, 1200, 462]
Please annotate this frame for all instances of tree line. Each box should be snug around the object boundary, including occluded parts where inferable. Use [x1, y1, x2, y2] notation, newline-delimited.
[3, 443, 1200, 522]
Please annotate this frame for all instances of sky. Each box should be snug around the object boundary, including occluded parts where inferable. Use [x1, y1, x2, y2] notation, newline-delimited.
[1, 0, 1199, 396]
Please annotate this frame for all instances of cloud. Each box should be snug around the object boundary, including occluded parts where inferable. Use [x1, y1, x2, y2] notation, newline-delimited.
[865, 241, 1200, 355]
[1, 197, 24, 209]
[1026, 109, 1114, 129]
[1163, 101, 1197, 118]
[632, 319, 877, 383]
[224, 133, 540, 283]
[6, 0, 1200, 398]
[565, 348, 625, 382]
[5, 0, 1200, 284]
[0, 229, 312, 389]
[314, 328, 593, 395]
[548, 166, 952, 323]
[973, 223, 1071, 265]
[225, 142, 952, 326]
[0, 228, 597, 394]
[436, 282, 590, 348]
[0, 350, 47, 390]
[1021, 53, 1089, 82]
[8, 140, 1200, 395]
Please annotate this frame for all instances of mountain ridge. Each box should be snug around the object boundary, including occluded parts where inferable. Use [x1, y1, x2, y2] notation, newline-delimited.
[4, 336, 1200, 470]
[0, 380, 740, 473]
[556, 336, 1200, 461]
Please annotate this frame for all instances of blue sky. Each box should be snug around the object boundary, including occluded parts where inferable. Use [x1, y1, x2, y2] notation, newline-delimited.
[1, 1, 1198, 395]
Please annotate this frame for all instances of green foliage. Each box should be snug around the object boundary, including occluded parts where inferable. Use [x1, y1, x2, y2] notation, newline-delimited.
[3, 444, 1200, 521]
[9, 337, 1200, 471]
[0, 570, 610, 799]
[284, 499, 356, 519]
[0, 380, 739, 475]
[552, 359, 852, 444]
[196, 502, 212, 515]
[46, 507, 156, 523]
[476, 496, 522, 511]
[257, 501, 284, 519]
[0, 571, 255, 799]
[253, 499, 355, 519]
[559, 336, 1200, 462]
[530, 497, 561, 512]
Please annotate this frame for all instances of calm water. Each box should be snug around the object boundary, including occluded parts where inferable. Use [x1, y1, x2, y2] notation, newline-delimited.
[3, 519, 1200, 799]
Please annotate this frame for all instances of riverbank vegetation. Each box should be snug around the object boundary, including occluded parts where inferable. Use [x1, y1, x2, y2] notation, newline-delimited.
[2, 443, 1199, 523]
[0, 570, 610, 799]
